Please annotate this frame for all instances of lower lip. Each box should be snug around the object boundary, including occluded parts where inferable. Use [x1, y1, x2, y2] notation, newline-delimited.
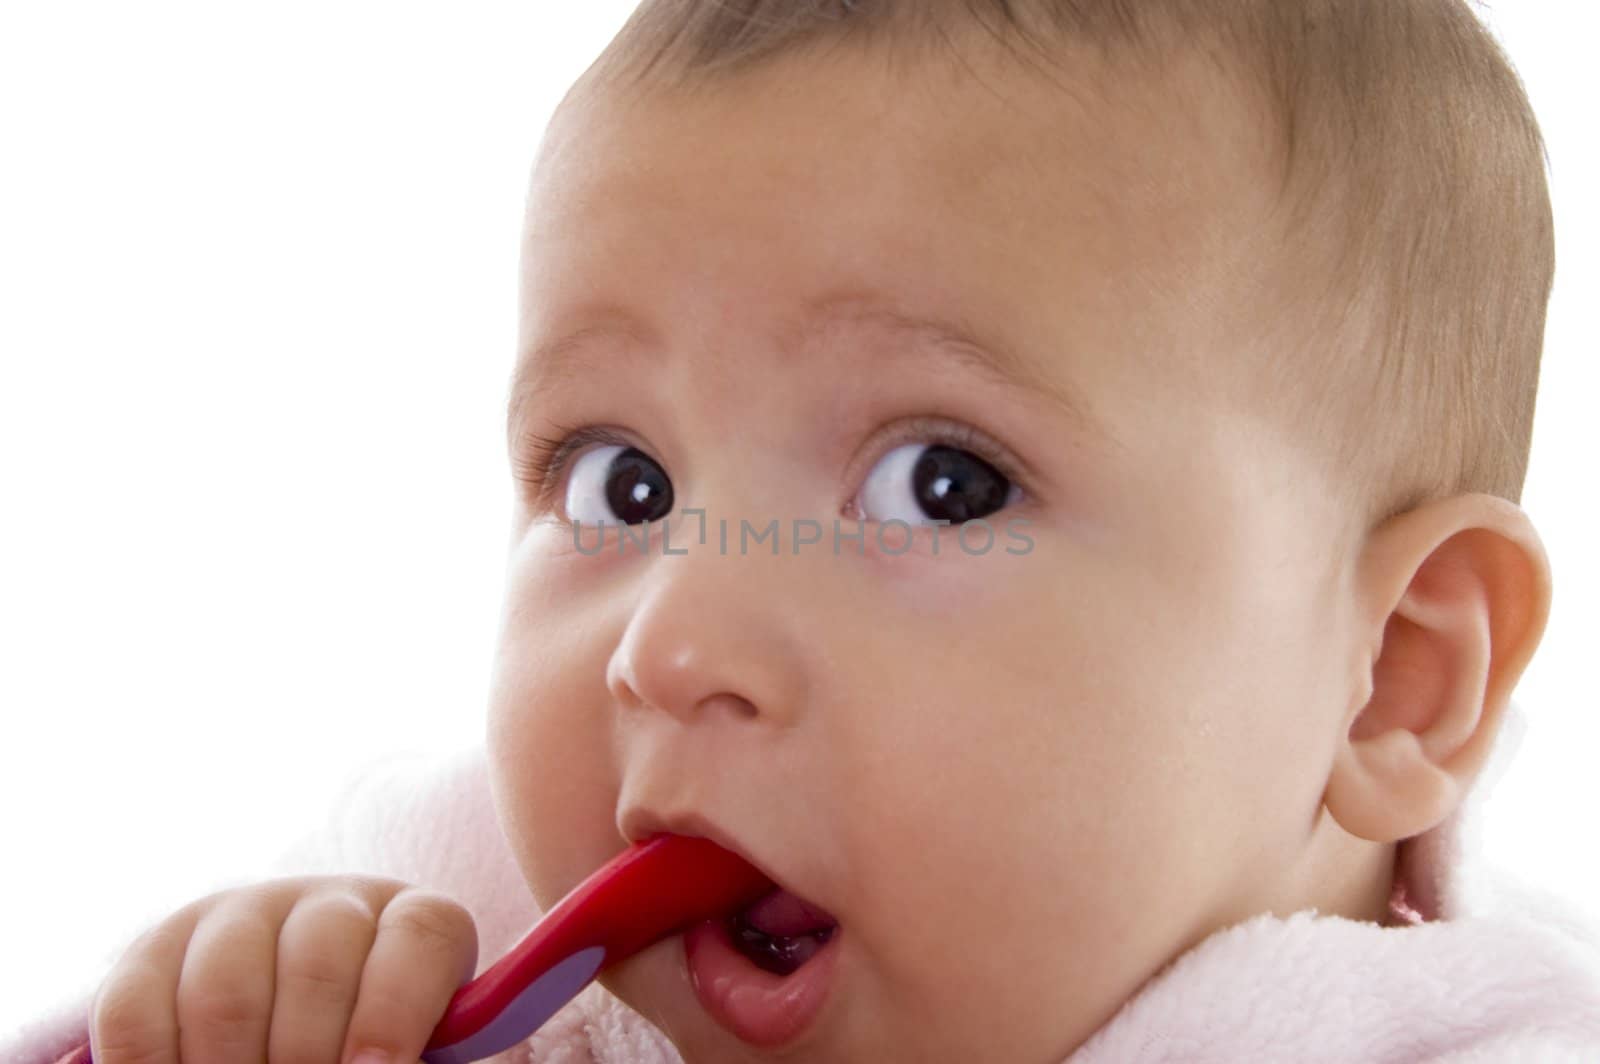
[683, 915, 842, 1049]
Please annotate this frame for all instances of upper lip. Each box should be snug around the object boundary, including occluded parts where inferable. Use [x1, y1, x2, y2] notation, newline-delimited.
[619, 806, 774, 884]
[618, 805, 816, 914]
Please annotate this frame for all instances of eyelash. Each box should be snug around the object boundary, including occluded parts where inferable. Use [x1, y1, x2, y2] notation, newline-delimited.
[511, 417, 1029, 514]
[512, 422, 630, 511]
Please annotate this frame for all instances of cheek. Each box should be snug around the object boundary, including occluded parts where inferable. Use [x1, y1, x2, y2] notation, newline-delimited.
[486, 583, 620, 911]
[825, 541, 1095, 881]
[828, 531, 1181, 893]
[820, 652, 1129, 1021]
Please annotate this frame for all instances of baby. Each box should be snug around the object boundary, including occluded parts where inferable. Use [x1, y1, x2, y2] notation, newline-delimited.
[54, 0, 1593, 1062]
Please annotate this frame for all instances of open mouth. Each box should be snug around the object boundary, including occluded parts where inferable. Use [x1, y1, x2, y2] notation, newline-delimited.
[685, 884, 844, 1048]
[727, 886, 840, 975]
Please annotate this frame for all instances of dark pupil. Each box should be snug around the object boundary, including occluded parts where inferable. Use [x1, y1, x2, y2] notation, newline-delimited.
[912, 445, 1010, 523]
[605, 447, 674, 525]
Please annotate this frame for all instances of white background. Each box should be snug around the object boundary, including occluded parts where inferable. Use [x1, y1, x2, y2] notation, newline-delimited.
[2, 0, 1595, 1040]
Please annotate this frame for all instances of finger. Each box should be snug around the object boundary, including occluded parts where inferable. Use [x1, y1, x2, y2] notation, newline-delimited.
[174, 886, 288, 1064]
[339, 888, 480, 1064]
[89, 901, 206, 1064]
[267, 887, 384, 1064]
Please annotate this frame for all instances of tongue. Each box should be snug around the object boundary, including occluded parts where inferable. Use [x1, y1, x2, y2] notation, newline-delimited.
[742, 888, 838, 938]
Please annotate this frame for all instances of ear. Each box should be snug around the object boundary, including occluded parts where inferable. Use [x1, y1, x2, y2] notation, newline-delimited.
[1323, 493, 1552, 842]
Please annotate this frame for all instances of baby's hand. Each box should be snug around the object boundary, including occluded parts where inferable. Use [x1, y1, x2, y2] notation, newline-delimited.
[88, 874, 479, 1064]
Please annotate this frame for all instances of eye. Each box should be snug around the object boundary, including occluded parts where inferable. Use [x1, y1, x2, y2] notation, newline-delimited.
[565, 444, 674, 526]
[858, 443, 1020, 525]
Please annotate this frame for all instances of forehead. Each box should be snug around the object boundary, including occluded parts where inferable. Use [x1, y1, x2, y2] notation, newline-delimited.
[530, 42, 1190, 268]
[530, 32, 1273, 253]
[516, 38, 1280, 437]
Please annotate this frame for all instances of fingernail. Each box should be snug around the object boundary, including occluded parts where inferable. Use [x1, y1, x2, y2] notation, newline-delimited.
[349, 1052, 389, 1064]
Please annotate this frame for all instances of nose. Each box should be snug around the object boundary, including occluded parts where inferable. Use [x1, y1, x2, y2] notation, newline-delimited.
[605, 519, 812, 729]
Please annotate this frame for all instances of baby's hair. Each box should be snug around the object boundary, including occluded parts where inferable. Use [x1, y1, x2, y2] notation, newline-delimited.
[564, 0, 1553, 551]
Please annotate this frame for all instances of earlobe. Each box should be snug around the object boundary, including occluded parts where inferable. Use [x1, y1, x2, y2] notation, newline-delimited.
[1323, 493, 1553, 843]
[1326, 723, 1462, 841]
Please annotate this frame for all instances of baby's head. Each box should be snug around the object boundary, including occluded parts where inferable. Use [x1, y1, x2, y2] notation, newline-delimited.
[487, 1, 1555, 1058]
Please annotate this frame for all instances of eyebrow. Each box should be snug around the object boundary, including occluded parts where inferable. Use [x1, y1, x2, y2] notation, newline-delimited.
[505, 293, 1120, 454]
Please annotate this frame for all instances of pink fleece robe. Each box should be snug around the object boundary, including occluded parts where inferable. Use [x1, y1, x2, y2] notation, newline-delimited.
[10, 696, 1600, 1062]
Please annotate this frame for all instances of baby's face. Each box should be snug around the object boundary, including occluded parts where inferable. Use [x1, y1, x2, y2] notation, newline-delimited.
[488, 37, 1371, 1062]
